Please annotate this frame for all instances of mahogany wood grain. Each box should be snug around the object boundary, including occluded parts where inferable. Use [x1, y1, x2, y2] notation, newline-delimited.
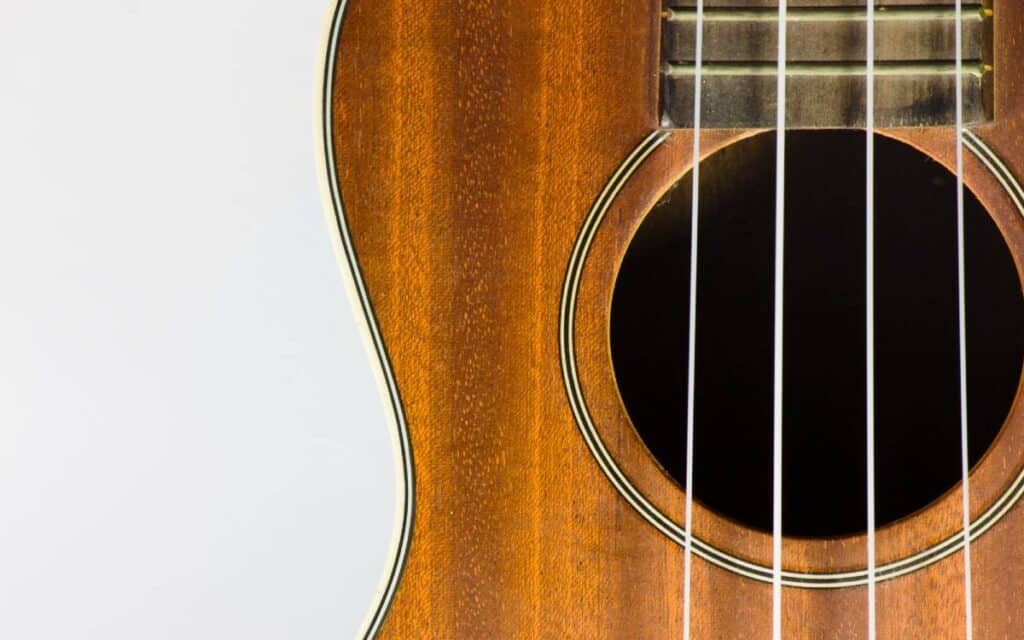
[327, 0, 1024, 637]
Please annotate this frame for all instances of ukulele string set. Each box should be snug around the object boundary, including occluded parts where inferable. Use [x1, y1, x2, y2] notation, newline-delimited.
[680, 3, 976, 638]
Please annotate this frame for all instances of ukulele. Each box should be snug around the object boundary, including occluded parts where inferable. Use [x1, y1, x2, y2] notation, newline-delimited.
[318, 1, 1024, 637]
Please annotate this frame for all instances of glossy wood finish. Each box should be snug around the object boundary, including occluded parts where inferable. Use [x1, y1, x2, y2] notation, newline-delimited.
[574, 127, 1024, 576]
[326, 0, 1024, 637]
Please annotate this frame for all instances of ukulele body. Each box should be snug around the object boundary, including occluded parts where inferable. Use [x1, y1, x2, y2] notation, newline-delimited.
[319, 1, 1024, 637]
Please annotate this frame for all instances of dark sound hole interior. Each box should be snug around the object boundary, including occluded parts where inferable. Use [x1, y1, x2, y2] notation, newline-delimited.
[610, 130, 1024, 538]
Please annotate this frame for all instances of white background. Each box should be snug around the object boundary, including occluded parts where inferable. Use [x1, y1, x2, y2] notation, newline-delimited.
[0, 2, 395, 638]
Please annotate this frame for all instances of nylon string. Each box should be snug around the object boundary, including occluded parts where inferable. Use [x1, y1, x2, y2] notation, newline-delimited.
[681, 0, 704, 638]
[772, 1, 787, 638]
[954, 1, 975, 637]
[865, 1, 877, 638]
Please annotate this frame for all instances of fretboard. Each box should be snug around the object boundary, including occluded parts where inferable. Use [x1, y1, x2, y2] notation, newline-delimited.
[661, 1, 992, 128]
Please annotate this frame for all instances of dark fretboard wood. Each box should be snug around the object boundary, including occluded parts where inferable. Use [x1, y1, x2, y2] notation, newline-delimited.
[661, 1, 993, 128]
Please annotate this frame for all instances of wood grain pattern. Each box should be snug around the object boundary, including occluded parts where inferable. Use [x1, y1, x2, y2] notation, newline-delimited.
[325, 0, 1024, 637]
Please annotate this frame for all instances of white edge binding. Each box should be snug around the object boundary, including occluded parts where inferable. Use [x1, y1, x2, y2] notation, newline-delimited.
[315, 1, 414, 638]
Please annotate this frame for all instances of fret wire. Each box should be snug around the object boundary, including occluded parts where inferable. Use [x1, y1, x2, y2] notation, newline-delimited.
[663, 61, 988, 77]
[665, 5, 988, 22]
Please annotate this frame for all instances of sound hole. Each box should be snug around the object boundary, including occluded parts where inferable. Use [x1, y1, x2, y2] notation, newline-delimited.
[610, 130, 1024, 538]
